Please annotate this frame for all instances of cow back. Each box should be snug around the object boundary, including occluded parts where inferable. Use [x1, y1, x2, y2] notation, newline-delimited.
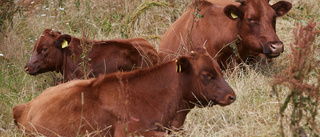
[24, 29, 159, 82]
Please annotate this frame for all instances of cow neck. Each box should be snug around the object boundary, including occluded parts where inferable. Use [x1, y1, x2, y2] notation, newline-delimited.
[137, 61, 182, 99]
[215, 34, 247, 67]
[61, 46, 69, 80]
[98, 61, 181, 95]
[227, 35, 245, 61]
[234, 19, 252, 62]
[97, 60, 185, 107]
[60, 38, 82, 80]
[93, 60, 196, 129]
[216, 14, 245, 61]
[151, 61, 200, 108]
[148, 61, 199, 126]
[170, 66, 200, 128]
[146, 61, 195, 128]
[179, 72, 202, 108]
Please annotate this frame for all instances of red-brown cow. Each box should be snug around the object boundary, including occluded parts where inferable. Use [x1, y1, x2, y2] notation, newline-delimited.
[13, 50, 236, 136]
[158, 0, 292, 69]
[24, 29, 159, 82]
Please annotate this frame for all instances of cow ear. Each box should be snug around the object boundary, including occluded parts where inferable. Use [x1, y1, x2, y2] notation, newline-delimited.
[224, 5, 243, 20]
[272, 1, 292, 17]
[176, 56, 191, 73]
[43, 29, 61, 37]
[55, 34, 72, 49]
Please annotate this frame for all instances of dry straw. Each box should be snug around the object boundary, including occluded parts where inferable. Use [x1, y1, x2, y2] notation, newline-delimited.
[121, 1, 170, 38]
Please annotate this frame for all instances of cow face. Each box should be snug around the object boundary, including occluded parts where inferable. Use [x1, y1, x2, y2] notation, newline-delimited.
[176, 50, 236, 106]
[24, 29, 71, 75]
[224, 0, 292, 58]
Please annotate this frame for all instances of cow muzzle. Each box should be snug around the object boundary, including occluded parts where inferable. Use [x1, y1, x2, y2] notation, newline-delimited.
[222, 93, 236, 106]
[24, 66, 37, 75]
[214, 92, 236, 107]
[266, 42, 284, 58]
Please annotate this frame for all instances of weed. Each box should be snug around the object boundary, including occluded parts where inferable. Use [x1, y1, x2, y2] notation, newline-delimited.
[79, 26, 95, 80]
[272, 20, 320, 136]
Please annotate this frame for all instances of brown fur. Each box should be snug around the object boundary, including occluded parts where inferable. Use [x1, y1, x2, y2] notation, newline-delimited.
[158, 0, 292, 69]
[13, 50, 236, 136]
[24, 29, 159, 82]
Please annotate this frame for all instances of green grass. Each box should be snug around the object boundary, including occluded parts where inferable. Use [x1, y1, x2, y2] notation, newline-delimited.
[0, 0, 319, 136]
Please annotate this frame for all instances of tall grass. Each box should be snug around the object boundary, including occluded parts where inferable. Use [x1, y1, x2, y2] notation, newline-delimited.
[0, 0, 319, 136]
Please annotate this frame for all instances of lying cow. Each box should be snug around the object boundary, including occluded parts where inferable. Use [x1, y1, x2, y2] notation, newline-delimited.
[13, 50, 236, 136]
[24, 29, 159, 82]
[159, 0, 292, 69]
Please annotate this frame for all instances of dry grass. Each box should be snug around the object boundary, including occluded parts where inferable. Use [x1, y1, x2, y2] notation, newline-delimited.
[0, 0, 319, 136]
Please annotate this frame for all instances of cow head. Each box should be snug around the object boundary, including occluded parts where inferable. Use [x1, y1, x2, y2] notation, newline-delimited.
[177, 49, 236, 106]
[24, 29, 72, 75]
[224, 0, 292, 58]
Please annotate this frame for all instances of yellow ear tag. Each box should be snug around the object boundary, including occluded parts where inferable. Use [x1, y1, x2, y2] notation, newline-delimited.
[176, 60, 182, 73]
[231, 12, 238, 19]
[61, 40, 69, 48]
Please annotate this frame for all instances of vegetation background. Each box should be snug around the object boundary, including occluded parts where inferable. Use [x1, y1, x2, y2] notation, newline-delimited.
[0, 0, 319, 136]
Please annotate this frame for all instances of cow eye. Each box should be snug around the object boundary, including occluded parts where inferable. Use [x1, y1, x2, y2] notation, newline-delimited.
[247, 18, 254, 22]
[42, 48, 48, 52]
[202, 73, 212, 80]
[247, 18, 260, 25]
[204, 74, 211, 79]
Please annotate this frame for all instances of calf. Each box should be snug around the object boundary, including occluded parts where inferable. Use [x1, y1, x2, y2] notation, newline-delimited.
[24, 29, 159, 82]
[13, 50, 236, 136]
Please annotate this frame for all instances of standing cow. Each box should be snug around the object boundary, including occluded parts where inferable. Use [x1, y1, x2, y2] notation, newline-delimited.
[159, 0, 292, 69]
[24, 29, 159, 82]
[13, 50, 236, 136]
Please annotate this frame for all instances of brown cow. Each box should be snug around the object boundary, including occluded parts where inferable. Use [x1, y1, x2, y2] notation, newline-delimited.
[13, 50, 236, 136]
[158, 0, 292, 69]
[24, 29, 159, 82]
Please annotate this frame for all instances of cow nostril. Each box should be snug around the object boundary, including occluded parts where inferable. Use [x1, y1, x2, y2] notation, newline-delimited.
[270, 44, 281, 50]
[269, 43, 284, 55]
[270, 44, 276, 49]
[270, 43, 283, 50]
[24, 67, 29, 72]
[228, 95, 236, 102]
